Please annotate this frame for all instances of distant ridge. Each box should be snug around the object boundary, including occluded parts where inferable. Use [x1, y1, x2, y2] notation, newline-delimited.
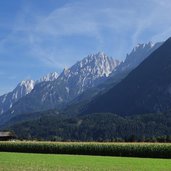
[0, 72, 59, 115]
[83, 37, 171, 115]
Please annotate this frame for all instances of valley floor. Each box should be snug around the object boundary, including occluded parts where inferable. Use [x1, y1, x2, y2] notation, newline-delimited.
[0, 152, 171, 171]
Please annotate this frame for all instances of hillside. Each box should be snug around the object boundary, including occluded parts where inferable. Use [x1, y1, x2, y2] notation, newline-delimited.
[83, 37, 171, 116]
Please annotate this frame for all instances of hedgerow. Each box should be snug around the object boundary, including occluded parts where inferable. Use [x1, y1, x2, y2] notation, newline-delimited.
[0, 141, 170, 158]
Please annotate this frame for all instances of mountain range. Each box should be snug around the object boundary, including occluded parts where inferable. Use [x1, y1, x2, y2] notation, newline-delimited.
[83, 38, 171, 115]
[65, 41, 163, 112]
[1, 37, 171, 142]
[0, 52, 120, 120]
[0, 41, 161, 118]
[0, 72, 59, 115]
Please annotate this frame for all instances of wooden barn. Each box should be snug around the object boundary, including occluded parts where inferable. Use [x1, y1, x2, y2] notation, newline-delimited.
[0, 131, 15, 141]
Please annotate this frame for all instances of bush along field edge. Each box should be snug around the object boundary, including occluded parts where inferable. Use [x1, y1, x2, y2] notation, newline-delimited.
[0, 142, 171, 158]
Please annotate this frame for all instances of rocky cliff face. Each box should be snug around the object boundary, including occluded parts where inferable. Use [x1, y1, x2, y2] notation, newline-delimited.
[83, 38, 171, 116]
[0, 80, 35, 114]
[0, 72, 59, 115]
[4, 52, 120, 116]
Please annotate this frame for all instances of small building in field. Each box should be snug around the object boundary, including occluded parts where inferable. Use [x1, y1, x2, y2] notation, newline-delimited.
[0, 131, 15, 141]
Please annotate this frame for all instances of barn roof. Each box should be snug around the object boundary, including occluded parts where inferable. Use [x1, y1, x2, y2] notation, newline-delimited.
[0, 132, 13, 137]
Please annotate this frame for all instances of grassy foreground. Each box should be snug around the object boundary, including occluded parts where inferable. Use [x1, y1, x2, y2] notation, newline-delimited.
[0, 152, 171, 171]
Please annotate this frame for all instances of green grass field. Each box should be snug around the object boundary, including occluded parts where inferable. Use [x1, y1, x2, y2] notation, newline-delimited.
[0, 152, 171, 171]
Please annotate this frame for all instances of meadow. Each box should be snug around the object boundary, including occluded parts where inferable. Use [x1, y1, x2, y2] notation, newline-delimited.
[0, 152, 171, 171]
[0, 141, 171, 171]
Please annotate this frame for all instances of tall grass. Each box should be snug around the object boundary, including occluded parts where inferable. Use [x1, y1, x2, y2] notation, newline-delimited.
[0, 141, 170, 158]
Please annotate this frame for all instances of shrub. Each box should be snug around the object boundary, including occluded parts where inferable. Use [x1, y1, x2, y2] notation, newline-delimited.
[0, 141, 170, 158]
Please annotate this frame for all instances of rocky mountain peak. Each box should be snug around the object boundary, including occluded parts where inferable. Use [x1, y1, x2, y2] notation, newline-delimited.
[39, 72, 59, 82]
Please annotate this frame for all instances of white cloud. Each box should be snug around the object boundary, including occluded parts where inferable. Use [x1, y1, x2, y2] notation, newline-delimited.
[131, 0, 171, 45]
[1, 0, 171, 70]
[23, 2, 136, 67]
[35, 4, 134, 36]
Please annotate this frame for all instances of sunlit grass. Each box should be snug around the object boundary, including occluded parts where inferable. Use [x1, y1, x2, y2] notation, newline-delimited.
[0, 152, 171, 171]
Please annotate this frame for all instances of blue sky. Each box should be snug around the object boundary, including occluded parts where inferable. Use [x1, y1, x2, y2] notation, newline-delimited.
[1, 0, 171, 95]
